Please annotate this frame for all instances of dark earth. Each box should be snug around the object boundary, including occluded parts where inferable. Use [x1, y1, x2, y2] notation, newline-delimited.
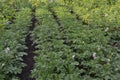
[18, 8, 36, 80]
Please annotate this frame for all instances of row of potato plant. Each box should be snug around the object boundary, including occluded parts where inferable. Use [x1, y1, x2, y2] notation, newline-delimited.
[0, 8, 31, 80]
[67, 1, 120, 79]
[31, 6, 80, 80]
[55, 0, 120, 79]
[39, 3, 119, 80]
[30, 3, 119, 80]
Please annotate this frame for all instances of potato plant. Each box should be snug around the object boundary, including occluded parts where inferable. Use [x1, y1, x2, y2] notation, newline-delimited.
[0, 8, 31, 80]
[31, 7, 80, 80]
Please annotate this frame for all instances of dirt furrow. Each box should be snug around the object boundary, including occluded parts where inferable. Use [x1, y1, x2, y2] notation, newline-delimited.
[18, 8, 36, 80]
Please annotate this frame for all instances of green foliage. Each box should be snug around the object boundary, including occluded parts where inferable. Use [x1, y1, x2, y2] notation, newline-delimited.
[0, 8, 31, 80]
[31, 1, 120, 80]
[0, 0, 120, 80]
[31, 7, 80, 80]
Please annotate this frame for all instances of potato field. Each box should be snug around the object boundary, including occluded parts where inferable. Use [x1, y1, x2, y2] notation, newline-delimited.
[0, 0, 120, 80]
